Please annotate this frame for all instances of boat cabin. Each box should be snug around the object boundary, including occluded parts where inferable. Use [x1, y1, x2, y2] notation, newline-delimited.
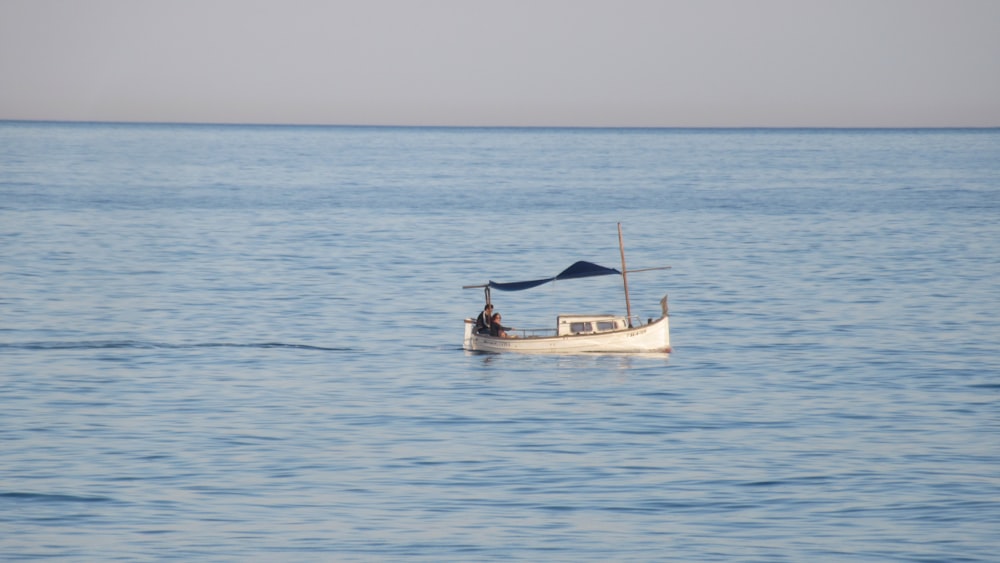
[557, 315, 629, 336]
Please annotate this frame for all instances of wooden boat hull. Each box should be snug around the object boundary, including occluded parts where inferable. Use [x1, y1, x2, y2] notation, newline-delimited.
[463, 315, 670, 354]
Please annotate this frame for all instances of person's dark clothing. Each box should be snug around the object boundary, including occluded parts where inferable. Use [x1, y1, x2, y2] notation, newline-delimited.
[475, 311, 492, 334]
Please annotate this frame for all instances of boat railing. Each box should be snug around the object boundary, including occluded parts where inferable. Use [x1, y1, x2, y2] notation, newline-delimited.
[511, 318, 657, 338]
[509, 327, 557, 339]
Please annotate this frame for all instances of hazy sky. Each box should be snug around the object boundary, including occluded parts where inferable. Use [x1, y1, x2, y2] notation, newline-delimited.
[2, 0, 998, 127]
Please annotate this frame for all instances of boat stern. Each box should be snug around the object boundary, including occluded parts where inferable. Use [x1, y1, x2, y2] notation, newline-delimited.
[463, 318, 475, 350]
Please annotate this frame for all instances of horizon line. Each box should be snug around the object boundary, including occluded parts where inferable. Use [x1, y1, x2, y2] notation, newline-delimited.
[2, 118, 999, 131]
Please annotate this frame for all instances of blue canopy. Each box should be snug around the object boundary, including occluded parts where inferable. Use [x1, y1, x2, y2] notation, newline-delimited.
[488, 261, 621, 291]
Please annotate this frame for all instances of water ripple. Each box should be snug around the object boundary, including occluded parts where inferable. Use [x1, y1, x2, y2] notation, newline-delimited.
[0, 340, 352, 352]
[0, 492, 115, 504]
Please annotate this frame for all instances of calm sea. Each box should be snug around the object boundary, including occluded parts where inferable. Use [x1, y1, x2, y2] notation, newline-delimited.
[1, 122, 998, 561]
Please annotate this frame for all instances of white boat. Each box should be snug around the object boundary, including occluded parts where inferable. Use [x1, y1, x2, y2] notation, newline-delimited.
[462, 224, 671, 354]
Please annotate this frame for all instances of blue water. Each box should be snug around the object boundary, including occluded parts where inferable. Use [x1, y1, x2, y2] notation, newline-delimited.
[2, 122, 999, 561]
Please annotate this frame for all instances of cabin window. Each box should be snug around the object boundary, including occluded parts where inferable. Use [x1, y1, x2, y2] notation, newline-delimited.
[596, 321, 617, 331]
[570, 322, 592, 333]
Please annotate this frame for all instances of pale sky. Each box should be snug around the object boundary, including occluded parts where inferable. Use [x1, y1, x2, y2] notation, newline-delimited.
[1, 0, 998, 127]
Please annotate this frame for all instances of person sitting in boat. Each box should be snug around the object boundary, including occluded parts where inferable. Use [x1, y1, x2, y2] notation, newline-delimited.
[490, 312, 514, 338]
[475, 303, 494, 335]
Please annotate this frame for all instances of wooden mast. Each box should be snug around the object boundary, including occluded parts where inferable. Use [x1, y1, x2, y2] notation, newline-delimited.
[617, 222, 633, 326]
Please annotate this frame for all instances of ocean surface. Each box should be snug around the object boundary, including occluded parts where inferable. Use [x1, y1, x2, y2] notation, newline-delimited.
[1, 122, 998, 561]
